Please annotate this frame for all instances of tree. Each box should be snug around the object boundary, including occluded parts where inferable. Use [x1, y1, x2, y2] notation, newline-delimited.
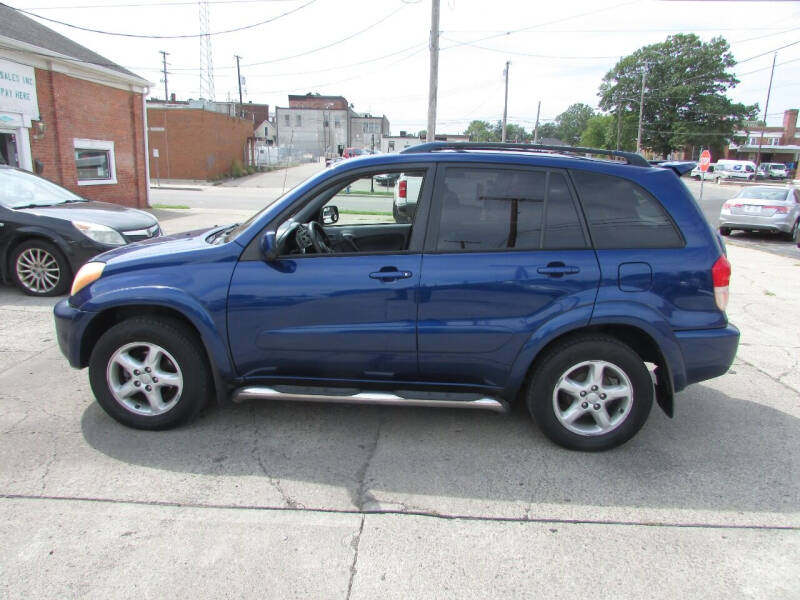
[580, 114, 615, 148]
[554, 103, 595, 145]
[535, 122, 559, 142]
[464, 120, 495, 142]
[599, 33, 759, 157]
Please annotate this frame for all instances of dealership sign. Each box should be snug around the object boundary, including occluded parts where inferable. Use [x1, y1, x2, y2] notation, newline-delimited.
[0, 58, 39, 123]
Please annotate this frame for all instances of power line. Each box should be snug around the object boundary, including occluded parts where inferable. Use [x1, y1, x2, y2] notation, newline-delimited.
[27, 0, 299, 8]
[167, 5, 408, 70]
[8, 0, 318, 39]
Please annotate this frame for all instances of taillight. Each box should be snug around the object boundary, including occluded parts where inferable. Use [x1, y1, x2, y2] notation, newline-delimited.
[763, 205, 789, 213]
[711, 255, 731, 312]
[398, 179, 407, 199]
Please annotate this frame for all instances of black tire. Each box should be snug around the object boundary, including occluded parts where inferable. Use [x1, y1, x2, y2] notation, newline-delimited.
[719, 227, 731, 236]
[89, 317, 212, 430]
[785, 219, 799, 243]
[11, 239, 70, 296]
[526, 335, 654, 451]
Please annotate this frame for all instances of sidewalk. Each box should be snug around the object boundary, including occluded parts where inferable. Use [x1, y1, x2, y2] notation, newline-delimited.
[726, 243, 800, 394]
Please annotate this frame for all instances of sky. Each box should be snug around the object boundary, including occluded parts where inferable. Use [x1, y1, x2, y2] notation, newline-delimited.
[9, 0, 800, 135]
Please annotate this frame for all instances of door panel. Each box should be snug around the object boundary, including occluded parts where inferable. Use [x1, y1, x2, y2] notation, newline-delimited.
[325, 223, 411, 253]
[418, 251, 600, 387]
[228, 253, 421, 383]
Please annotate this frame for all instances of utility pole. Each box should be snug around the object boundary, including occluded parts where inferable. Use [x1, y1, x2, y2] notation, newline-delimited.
[234, 54, 243, 117]
[616, 97, 623, 150]
[755, 52, 777, 171]
[501, 61, 510, 142]
[533, 100, 541, 144]
[426, 0, 440, 143]
[160, 50, 169, 101]
[636, 68, 647, 154]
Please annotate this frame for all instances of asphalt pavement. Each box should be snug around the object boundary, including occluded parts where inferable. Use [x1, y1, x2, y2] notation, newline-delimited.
[0, 166, 798, 598]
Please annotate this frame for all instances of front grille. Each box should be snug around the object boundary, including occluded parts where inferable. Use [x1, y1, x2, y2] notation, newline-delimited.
[122, 223, 161, 243]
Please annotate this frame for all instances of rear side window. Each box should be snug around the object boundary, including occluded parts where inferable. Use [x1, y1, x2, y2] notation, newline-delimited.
[571, 170, 683, 249]
[434, 167, 586, 251]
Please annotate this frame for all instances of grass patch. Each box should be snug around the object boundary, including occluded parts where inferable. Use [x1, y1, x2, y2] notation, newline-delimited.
[339, 210, 392, 216]
[151, 203, 191, 209]
[337, 190, 393, 197]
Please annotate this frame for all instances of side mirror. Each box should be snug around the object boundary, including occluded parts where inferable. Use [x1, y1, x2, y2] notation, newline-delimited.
[322, 205, 339, 224]
[260, 230, 279, 262]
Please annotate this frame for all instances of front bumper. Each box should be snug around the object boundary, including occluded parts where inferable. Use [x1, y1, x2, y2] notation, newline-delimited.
[54, 299, 96, 369]
[675, 324, 740, 386]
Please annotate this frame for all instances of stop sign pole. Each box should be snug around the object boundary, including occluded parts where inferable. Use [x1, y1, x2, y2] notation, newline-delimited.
[699, 149, 711, 203]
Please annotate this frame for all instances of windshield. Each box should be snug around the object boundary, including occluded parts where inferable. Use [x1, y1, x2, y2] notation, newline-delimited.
[0, 168, 85, 209]
[737, 187, 788, 201]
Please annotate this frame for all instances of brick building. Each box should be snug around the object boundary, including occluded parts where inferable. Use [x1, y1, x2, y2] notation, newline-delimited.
[146, 100, 254, 180]
[727, 109, 800, 167]
[0, 4, 151, 208]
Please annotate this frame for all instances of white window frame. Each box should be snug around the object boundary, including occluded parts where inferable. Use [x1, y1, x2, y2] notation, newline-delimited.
[73, 138, 117, 186]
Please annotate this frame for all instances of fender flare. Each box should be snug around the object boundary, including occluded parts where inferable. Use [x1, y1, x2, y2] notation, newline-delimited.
[504, 303, 686, 403]
[81, 286, 236, 384]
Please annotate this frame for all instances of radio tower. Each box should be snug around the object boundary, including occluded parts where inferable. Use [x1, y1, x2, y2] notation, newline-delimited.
[198, 0, 215, 100]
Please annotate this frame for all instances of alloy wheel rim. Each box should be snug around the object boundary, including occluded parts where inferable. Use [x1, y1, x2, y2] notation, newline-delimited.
[106, 342, 184, 416]
[552, 360, 634, 437]
[16, 248, 61, 293]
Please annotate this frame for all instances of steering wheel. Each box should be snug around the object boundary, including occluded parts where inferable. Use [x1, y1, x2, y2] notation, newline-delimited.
[306, 221, 333, 253]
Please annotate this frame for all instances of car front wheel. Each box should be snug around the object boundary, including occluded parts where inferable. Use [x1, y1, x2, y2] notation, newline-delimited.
[11, 240, 70, 296]
[89, 318, 211, 429]
[527, 336, 654, 451]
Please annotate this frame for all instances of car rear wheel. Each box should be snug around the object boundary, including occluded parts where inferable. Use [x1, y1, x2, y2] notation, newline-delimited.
[786, 219, 799, 243]
[11, 240, 70, 296]
[89, 318, 211, 430]
[526, 335, 654, 451]
[719, 227, 731, 236]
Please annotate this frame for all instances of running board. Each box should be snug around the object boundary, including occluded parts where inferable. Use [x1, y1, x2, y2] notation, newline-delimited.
[231, 386, 509, 414]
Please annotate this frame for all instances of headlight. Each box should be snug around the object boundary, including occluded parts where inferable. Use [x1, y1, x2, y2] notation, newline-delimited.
[71, 261, 105, 296]
[72, 221, 126, 246]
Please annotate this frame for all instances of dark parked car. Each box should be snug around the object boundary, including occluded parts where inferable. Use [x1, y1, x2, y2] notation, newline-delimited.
[54, 143, 738, 451]
[0, 166, 161, 296]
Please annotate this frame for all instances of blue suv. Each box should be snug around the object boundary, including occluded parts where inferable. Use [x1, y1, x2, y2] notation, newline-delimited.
[54, 143, 739, 451]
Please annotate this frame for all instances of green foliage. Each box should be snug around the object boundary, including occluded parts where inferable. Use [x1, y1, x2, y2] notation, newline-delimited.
[464, 120, 496, 142]
[555, 103, 596, 145]
[580, 115, 614, 148]
[231, 159, 246, 178]
[535, 122, 559, 141]
[598, 33, 759, 156]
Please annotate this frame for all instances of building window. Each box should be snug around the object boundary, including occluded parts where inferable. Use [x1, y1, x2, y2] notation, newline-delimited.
[296, 114, 302, 126]
[334, 119, 341, 128]
[284, 114, 290, 125]
[73, 139, 116, 186]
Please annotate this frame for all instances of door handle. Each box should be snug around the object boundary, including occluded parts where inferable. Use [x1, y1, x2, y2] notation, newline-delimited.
[369, 269, 412, 281]
[537, 263, 580, 277]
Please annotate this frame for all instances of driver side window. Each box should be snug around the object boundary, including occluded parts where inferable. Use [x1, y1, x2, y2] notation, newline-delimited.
[282, 169, 426, 256]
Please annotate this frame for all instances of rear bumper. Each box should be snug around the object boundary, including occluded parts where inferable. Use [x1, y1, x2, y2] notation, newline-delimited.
[719, 213, 794, 234]
[674, 324, 740, 386]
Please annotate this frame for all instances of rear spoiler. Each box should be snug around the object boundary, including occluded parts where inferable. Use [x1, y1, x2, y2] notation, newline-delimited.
[651, 161, 697, 177]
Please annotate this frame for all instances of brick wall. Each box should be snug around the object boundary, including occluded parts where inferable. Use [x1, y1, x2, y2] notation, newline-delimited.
[146, 108, 253, 180]
[29, 69, 147, 208]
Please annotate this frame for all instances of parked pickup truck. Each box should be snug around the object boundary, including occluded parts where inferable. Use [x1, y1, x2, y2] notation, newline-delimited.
[392, 173, 423, 223]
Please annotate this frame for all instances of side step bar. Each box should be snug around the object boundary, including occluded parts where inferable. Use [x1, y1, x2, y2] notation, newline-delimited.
[231, 386, 509, 414]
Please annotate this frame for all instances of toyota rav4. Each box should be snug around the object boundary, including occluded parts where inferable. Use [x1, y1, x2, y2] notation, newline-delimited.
[54, 143, 739, 451]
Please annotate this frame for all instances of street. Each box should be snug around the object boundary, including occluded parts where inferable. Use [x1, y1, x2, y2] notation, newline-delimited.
[0, 166, 798, 598]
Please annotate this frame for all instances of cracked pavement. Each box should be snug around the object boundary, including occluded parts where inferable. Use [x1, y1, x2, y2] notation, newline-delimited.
[0, 219, 798, 598]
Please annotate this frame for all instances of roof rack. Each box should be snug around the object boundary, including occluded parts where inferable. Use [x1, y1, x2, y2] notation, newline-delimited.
[399, 142, 651, 168]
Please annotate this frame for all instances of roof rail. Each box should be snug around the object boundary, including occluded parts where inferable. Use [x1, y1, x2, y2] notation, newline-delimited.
[399, 141, 651, 168]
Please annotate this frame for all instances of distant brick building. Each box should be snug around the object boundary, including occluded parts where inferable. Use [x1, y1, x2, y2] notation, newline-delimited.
[146, 101, 254, 180]
[0, 4, 150, 208]
[727, 109, 800, 167]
